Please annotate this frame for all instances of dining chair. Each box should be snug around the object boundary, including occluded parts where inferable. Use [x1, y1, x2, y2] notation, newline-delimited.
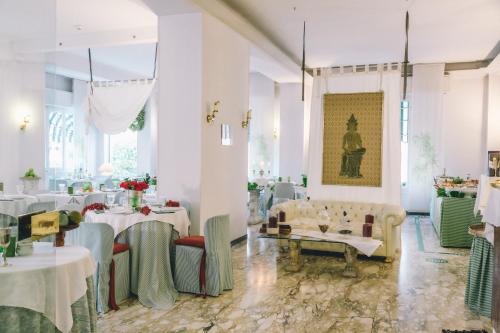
[26, 201, 56, 214]
[273, 182, 295, 205]
[66, 223, 130, 313]
[83, 193, 106, 207]
[174, 214, 233, 296]
[0, 213, 17, 228]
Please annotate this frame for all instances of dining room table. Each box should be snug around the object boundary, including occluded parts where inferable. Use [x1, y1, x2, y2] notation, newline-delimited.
[0, 194, 38, 217]
[83, 206, 191, 309]
[0, 242, 97, 333]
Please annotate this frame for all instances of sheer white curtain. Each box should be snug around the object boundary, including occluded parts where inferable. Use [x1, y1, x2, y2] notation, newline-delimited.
[406, 64, 445, 212]
[87, 79, 155, 135]
[307, 66, 402, 205]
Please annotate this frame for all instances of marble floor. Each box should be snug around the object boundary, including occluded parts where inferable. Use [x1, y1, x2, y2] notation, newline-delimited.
[98, 217, 492, 333]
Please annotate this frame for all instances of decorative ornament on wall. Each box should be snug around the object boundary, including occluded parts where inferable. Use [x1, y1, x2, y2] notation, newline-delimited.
[322, 92, 384, 187]
[129, 107, 145, 131]
[207, 101, 220, 124]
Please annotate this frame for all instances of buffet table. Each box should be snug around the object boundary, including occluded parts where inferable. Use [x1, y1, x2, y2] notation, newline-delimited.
[0, 243, 96, 333]
[430, 192, 481, 247]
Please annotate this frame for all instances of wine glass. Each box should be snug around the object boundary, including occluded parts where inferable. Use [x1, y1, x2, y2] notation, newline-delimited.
[106, 193, 115, 207]
[0, 228, 12, 267]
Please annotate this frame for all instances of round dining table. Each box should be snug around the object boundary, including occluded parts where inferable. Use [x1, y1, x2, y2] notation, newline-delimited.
[0, 242, 97, 333]
[0, 194, 38, 217]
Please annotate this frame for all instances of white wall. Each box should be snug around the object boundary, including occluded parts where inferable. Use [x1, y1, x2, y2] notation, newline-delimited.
[441, 72, 486, 178]
[157, 12, 249, 241]
[487, 74, 500, 154]
[200, 13, 249, 241]
[248, 72, 278, 177]
[0, 61, 46, 193]
[279, 83, 304, 183]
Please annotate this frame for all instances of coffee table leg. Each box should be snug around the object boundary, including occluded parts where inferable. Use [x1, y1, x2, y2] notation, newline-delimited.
[343, 245, 358, 278]
[286, 239, 302, 272]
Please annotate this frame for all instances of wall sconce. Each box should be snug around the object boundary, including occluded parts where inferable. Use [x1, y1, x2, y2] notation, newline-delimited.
[20, 115, 30, 131]
[242, 109, 252, 128]
[273, 128, 279, 139]
[206, 101, 220, 123]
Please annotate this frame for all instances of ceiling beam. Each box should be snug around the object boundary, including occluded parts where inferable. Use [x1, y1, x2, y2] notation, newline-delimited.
[187, 0, 304, 81]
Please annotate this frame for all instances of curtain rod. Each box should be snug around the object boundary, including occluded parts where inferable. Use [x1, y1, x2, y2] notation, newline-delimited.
[307, 59, 492, 77]
[87, 78, 155, 85]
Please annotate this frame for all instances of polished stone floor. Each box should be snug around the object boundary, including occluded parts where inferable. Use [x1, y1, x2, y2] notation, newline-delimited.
[98, 217, 492, 333]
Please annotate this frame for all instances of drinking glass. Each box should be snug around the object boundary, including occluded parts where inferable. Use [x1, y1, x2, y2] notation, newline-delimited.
[0, 228, 12, 267]
[106, 193, 115, 207]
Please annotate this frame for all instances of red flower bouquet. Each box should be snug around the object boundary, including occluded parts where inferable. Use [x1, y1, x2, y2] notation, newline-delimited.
[82, 203, 108, 217]
[119, 179, 149, 192]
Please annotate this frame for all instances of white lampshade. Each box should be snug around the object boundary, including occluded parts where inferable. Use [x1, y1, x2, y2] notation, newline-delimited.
[98, 163, 113, 176]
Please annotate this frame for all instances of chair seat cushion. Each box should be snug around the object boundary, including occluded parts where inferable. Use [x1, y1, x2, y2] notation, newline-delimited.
[113, 243, 129, 255]
[175, 236, 205, 248]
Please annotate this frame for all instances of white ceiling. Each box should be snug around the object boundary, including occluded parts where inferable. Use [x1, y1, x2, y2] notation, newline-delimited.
[222, 0, 500, 67]
[0, 0, 156, 42]
[64, 43, 157, 79]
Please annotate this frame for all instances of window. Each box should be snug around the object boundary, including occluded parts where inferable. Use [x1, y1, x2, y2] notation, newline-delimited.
[46, 105, 75, 179]
[106, 129, 138, 179]
[401, 100, 409, 187]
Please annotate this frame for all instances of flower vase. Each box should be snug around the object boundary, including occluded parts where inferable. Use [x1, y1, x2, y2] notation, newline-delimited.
[127, 190, 143, 209]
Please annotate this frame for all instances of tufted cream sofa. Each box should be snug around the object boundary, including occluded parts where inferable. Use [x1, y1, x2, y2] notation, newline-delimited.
[270, 200, 406, 262]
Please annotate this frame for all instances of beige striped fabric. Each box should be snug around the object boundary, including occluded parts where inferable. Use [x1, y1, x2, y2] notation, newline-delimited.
[465, 236, 493, 317]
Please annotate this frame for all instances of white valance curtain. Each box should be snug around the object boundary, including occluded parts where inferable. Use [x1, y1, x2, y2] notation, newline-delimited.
[307, 65, 402, 205]
[87, 79, 155, 135]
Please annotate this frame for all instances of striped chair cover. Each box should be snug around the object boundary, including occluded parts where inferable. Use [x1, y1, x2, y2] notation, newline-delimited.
[66, 223, 130, 313]
[83, 193, 106, 207]
[0, 213, 17, 228]
[175, 215, 233, 296]
[465, 236, 493, 317]
[26, 201, 56, 214]
[439, 197, 482, 247]
[116, 221, 178, 308]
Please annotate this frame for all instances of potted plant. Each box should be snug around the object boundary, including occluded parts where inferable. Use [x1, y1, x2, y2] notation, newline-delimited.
[120, 179, 149, 209]
[20, 168, 41, 194]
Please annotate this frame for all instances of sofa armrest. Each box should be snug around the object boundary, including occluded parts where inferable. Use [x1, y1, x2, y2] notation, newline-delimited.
[383, 207, 406, 227]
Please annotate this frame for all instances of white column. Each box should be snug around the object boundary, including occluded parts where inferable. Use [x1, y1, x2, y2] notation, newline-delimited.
[157, 13, 249, 240]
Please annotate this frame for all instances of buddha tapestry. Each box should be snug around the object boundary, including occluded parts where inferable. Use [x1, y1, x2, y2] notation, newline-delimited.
[322, 92, 383, 187]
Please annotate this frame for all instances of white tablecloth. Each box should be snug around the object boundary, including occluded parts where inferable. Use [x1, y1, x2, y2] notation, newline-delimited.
[0, 195, 38, 217]
[481, 187, 500, 245]
[85, 207, 191, 238]
[291, 229, 382, 256]
[37, 192, 89, 210]
[0, 242, 96, 333]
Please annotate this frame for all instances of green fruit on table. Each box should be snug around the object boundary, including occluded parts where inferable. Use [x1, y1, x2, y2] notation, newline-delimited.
[68, 211, 82, 225]
[59, 211, 69, 227]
